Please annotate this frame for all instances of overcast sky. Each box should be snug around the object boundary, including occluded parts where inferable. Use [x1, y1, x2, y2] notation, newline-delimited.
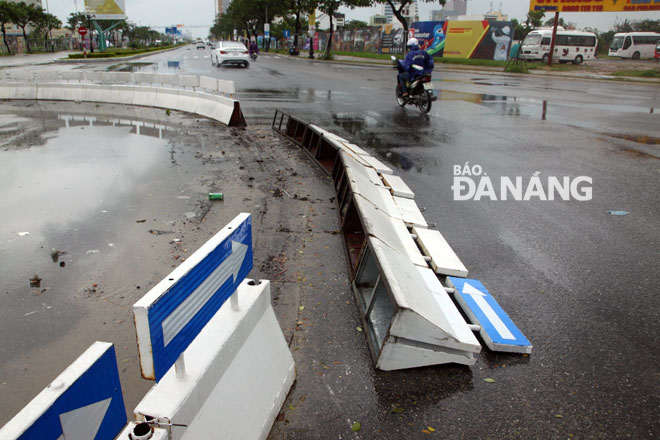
[46, 0, 657, 39]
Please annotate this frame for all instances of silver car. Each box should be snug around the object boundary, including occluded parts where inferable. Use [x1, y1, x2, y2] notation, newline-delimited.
[211, 41, 250, 68]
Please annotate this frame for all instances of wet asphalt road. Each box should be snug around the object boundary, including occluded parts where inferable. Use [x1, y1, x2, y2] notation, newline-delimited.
[2, 47, 659, 438]
[140, 47, 660, 438]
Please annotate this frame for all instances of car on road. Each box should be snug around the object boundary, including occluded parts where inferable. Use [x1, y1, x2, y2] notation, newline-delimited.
[655, 42, 660, 60]
[211, 41, 250, 68]
[196, 41, 205, 49]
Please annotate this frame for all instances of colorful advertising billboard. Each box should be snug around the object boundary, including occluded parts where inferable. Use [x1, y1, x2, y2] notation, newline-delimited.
[443, 21, 513, 61]
[85, 0, 126, 20]
[381, 24, 405, 54]
[410, 21, 448, 57]
[530, 0, 660, 13]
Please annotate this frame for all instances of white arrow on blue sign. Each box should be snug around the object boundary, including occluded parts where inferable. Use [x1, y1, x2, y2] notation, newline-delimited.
[134, 213, 253, 381]
[448, 277, 532, 354]
[0, 342, 126, 440]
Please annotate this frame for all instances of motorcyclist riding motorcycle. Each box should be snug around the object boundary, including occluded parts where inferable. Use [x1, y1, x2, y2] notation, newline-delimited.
[397, 37, 434, 98]
[248, 41, 259, 60]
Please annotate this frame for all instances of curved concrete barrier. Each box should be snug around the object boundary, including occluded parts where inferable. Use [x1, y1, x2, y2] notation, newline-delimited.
[0, 72, 246, 127]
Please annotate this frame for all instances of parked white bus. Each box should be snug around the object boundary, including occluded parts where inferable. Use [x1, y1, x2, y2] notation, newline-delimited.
[609, 32, 660, 59]
[522, 29, 598, 64]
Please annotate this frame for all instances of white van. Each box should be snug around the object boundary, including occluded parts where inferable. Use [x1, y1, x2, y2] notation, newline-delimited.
[522, 29, 598, 64]
[609, 32, 660, 59]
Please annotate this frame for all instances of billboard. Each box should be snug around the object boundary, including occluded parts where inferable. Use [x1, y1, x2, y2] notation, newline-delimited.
[380, 24, 405, 54]
[85, 0, 126, 20]
[443, 21, 513, 61]
[165, 27, 181, 36]
[410, 21, 447, 57]
[530, 0, 660, 13]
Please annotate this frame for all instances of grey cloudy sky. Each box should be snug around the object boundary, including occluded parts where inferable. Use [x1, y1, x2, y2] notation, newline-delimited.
[47, 0, 657, 39]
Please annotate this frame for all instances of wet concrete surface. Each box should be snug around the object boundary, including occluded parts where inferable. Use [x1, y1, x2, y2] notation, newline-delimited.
[0, 100, 346, 430]
[2, 47, 660, 438]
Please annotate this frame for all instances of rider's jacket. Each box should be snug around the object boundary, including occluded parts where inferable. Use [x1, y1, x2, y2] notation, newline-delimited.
[402, 46, 434, 80]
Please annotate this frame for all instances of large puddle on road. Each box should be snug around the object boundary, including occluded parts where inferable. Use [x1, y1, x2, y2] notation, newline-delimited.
[436, 89, 657, 121]
[0, 106, 184, 368]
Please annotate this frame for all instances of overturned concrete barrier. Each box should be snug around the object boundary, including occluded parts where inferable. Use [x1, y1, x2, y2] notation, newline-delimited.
[272, 109, 532, 370]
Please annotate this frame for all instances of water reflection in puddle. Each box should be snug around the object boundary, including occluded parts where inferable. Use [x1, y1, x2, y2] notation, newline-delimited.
[57, 115, 174, 139]
[0, 118, 171, 251]
[107, 60, 182, 73]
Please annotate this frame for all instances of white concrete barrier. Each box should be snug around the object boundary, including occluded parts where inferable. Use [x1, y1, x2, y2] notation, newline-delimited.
[134, 72, 156, 84]
[86, 71, 107, 83]
[61, 83, 86, 101]
[353, 194, 428, 268]
[11, 84, 38, 99]
[130, 279, 295, 440]
[107, 71, 135, 84]
[36, 83, 64, 101]
[382, 174, 415, 198]
[62, 71, 84, 82]
[3, 75, 245, 127]
[412, 227, 468, 277]
[109, 85, 136, 105]
[217, 79, 236, 95]
[199, 76, 218, 92]
[194, 92, 220, 119]
[174, 90, 198, 114]
[84, 84, 115, 103]
[155, 73, 178, 87]
[208, 94, 245, 126]
[178, 75, 199, 89]
[153, 88, 180, 110]
[132, 86, 158, 107]
[34, 71, 59, 82]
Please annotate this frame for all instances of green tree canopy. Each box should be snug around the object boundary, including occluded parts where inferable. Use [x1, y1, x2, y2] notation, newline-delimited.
[343, 19, 367, 30]
[0, 1, 18, 54]
[8, 1, 43, 52]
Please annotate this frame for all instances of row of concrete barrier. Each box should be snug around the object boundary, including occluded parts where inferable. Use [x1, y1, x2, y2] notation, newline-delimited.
[273, 110, 532, 370]
[0, 72, 245, 127]
[0, 71, 236, 96]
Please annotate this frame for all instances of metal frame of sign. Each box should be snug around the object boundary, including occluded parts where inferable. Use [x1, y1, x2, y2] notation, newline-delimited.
[134, 213, 253, 381]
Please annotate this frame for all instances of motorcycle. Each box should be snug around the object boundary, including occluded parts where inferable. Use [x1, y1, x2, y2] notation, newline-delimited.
[392, 56, 437, 114]
[250, 51, 258, 62]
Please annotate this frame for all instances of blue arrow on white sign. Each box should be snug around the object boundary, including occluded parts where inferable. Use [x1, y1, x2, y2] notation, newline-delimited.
[0, 342, 126, 440]
[134, 213, 253, 381]
[448, 277, 532, 354]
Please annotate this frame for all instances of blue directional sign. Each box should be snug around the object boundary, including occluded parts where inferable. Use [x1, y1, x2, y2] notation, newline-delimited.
[134, 213, 253, 381]
[283, 29, 290, 38]
[448, 277, 532, 354]
[0, 342, 126, 440]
